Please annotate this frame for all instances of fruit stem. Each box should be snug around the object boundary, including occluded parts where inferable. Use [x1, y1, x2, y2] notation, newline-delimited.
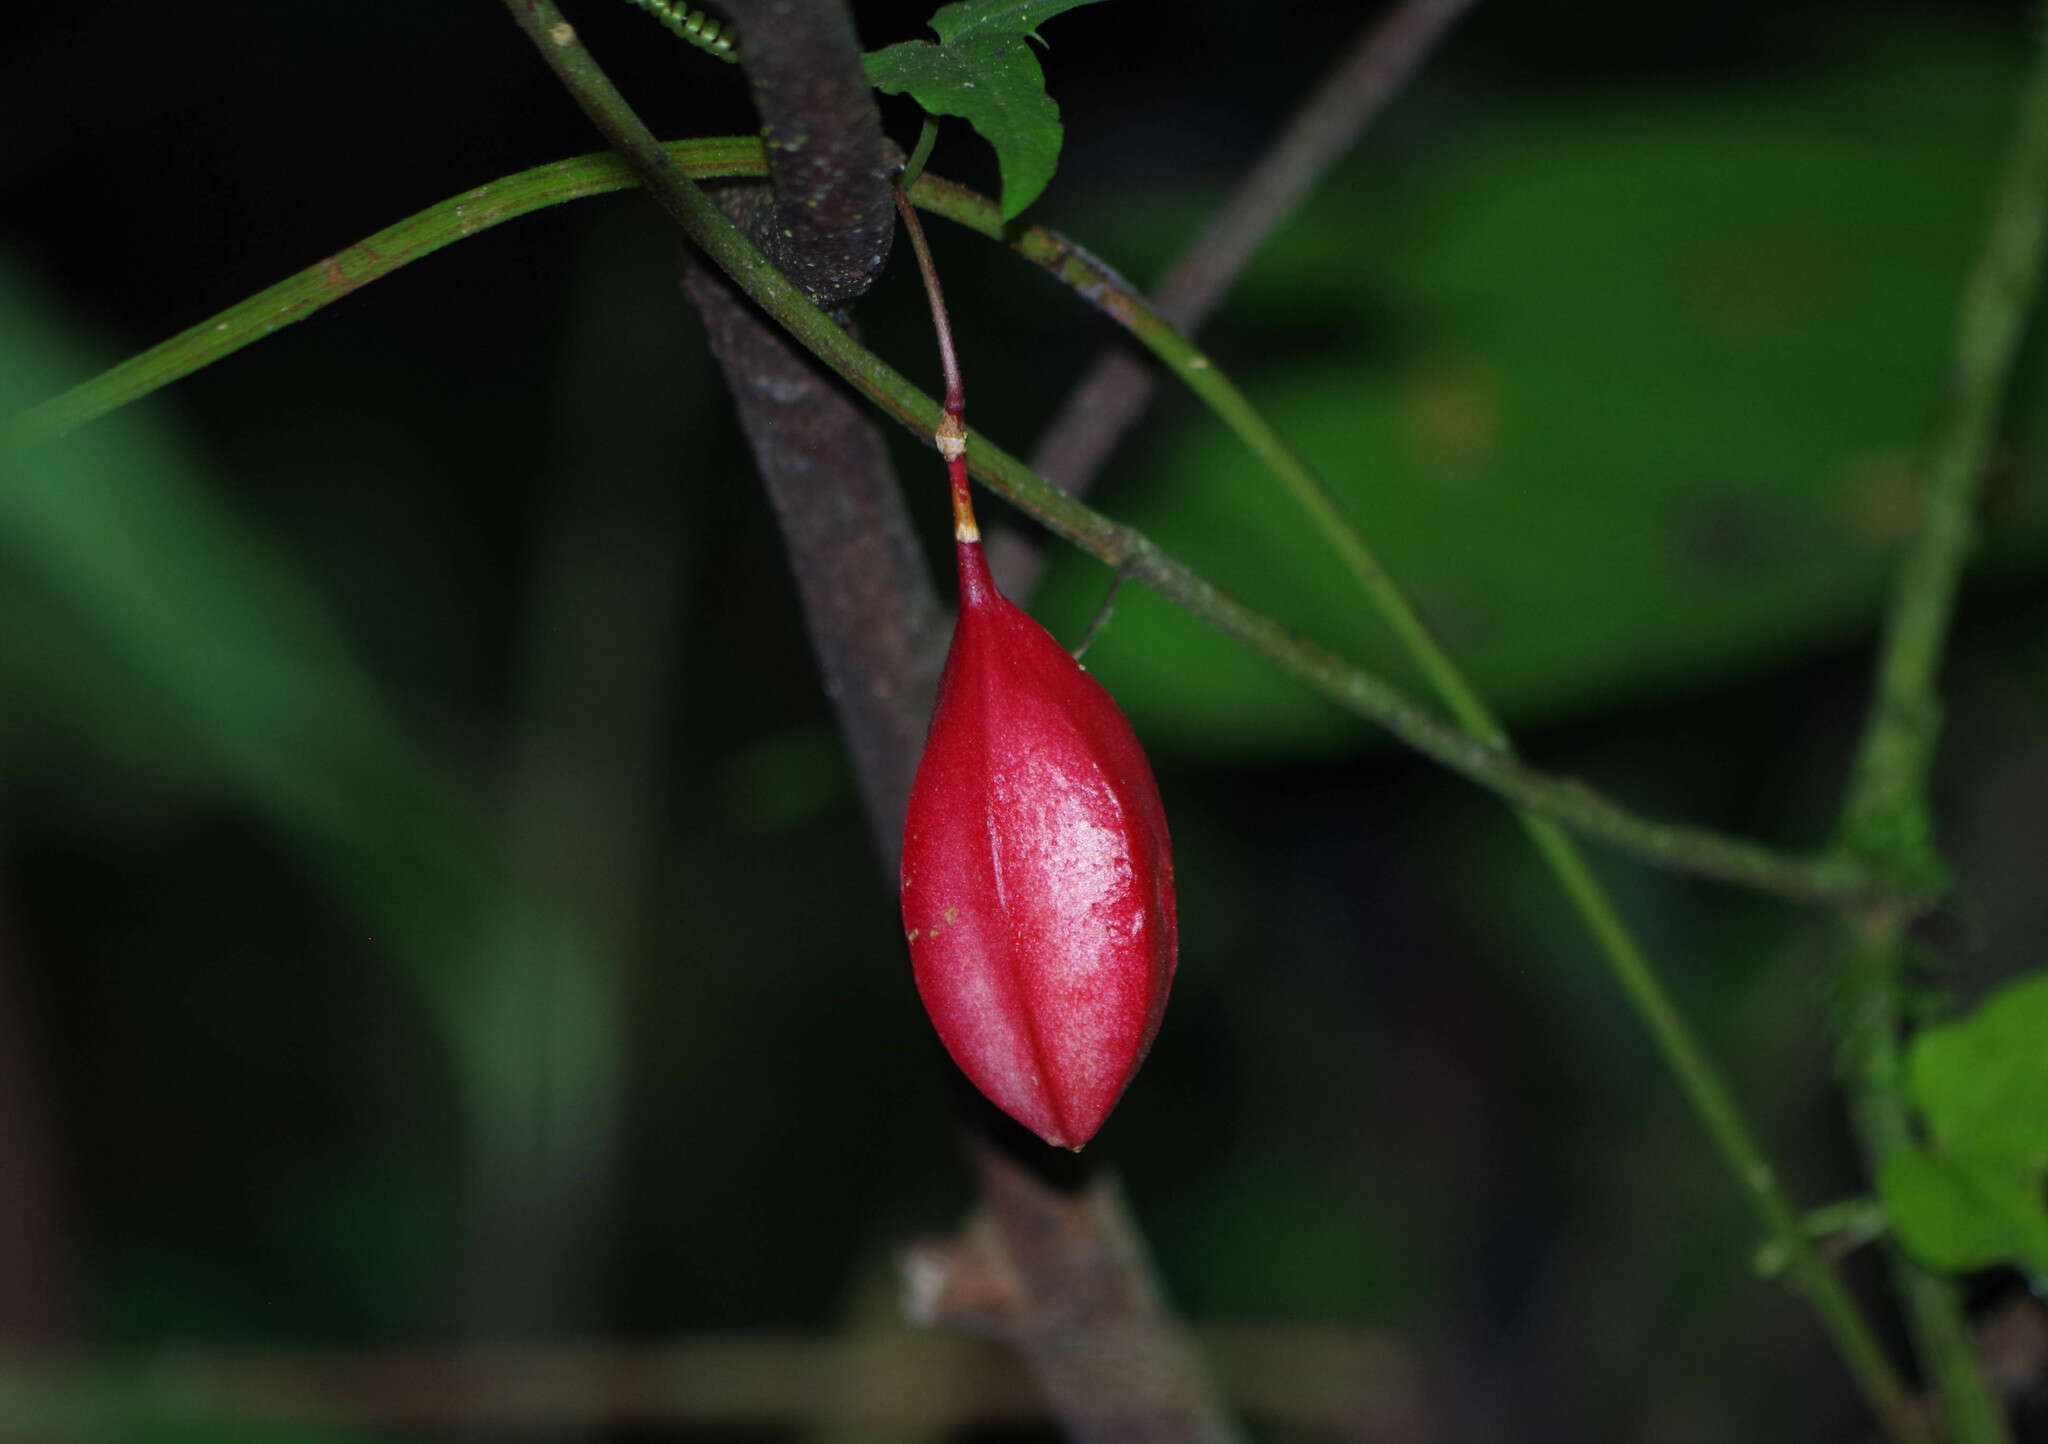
[895, 185, 978, 546]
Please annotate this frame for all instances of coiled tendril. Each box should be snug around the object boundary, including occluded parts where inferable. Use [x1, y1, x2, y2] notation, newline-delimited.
[618, 0, 738, 62]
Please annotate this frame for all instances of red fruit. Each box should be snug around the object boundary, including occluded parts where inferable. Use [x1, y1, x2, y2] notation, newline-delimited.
[900, 477, 1177, 1150]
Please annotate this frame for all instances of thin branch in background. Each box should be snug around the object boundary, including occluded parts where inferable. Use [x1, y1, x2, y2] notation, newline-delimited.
[1831, 12, 2048, 1441]
[0, 1328, 1426, 1435]
[986, 0, 1482, 598]
[1070, 567, 1128, 661]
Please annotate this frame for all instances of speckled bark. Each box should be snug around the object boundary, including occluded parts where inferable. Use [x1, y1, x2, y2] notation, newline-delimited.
[681, 255, 946, 870]
[715, 0, 896, 308]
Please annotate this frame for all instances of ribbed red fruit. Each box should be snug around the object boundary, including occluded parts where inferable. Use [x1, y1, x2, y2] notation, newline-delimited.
[900, 529, 1177, 1151]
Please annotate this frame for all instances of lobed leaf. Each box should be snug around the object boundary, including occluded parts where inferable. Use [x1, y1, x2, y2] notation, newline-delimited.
[1907, 971, 2048, 1167]
[864, 0, 1103, 219]
[1880, 1145, 2048, 1279]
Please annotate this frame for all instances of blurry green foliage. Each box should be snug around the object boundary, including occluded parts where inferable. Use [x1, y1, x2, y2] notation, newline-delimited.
[1881, 971, 2048, 1280]
[718, 724, 856, 831]
[1911, 970, 2048, 1164]
[1038, 22, 2048, 757]
[0, 255, 622, 1325]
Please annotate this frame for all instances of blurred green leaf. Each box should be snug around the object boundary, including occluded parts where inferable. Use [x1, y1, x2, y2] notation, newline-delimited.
[719, 725, 854, 831]
[1181, 1161, 1416, 1322]
[1879, 1144, 2048, 1278]
[0, 254, 619, 1220]
[0, 264, 493, 1018]
[1907, 970, 2048, 1166]
[864, 0, 1102, 217]
[1877, 971, 2048, 1279]
[1039, 23, 2048, 757]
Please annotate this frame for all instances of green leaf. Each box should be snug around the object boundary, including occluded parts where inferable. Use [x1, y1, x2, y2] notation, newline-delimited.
[0, 252, 619, 1190]
[864, 0, 1102, 219]
[1034, 21, 2048, 758]
[1880, 1145, 2048, 1279]
[1879, 972, 2048, 1281]
[1907, 971, 2048, 1167]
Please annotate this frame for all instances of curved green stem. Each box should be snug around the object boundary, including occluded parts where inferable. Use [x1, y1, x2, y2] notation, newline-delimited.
[3, 137, 766, 448]
[1524, 823, 1925, 1442]
[900, 114, 940, 192]
[1, 140, 1881, 909]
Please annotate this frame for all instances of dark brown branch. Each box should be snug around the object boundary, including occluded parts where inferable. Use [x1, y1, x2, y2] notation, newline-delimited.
[682, 254, 948, 866]
[687, 0, 940, 868]
[987, 0, 1481, 597]
[713, 0, 896, 308]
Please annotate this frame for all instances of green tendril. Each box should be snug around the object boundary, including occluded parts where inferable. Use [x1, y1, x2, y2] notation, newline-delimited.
[618, 0, 738, 62]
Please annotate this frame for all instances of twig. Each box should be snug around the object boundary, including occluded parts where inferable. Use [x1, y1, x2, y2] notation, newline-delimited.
[893, 186, 966, 421]
[990, 0, 1481, 598]
[1832, 13, 2048, 1441]
[1070, 568, 1128, 661]
[0, 1329, 1424, 1434]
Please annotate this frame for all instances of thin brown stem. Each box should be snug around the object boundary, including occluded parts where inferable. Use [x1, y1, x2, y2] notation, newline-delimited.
[893, 187, 966, 420]
[894, 185, 977, 540]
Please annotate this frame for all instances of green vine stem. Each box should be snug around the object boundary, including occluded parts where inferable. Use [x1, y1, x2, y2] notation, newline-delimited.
[494, 6, 1925, 1436]
[899, 114, 941, 192]
[3, 137, 764, 447]
[1831, 13, 2048, 1442]
[3, 140, 1880, 910]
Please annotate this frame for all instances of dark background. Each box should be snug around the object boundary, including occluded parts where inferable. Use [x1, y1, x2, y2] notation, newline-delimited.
[3, 1, 2046, 1439]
